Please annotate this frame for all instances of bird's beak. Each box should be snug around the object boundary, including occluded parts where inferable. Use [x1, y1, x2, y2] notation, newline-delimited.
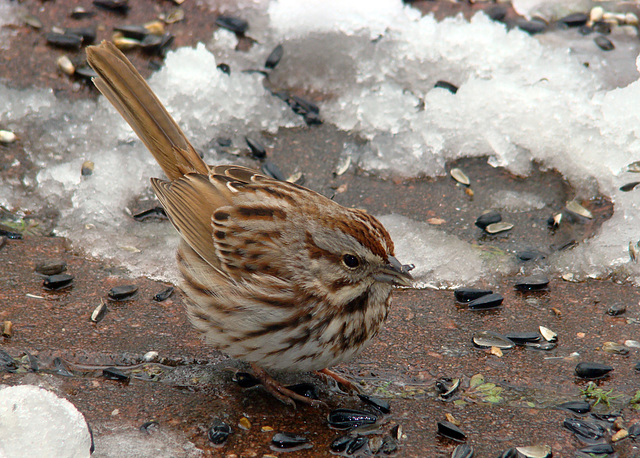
[373, 256, 414, 287]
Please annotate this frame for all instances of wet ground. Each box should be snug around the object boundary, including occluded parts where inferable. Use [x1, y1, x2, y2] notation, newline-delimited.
[2, 1, 640, 457]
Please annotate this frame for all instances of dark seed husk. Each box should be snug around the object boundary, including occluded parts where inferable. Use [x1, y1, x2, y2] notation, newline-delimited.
[517, 250, 543, 261]
[516, 18, 546, 34]
[328, 409, 377, 429]
[141, 33, 173, 56]
[579, 444, 614, 454]
[0, 227, 22, 239]
[346, 435, 368, 454]
[557, 400, 590, 414]
[437, 420, 466, 442]
[114, 25, 148, 40]
[265, 44, 284, 69]
[46, 32, 83, 49]
[575, 362, 613, 379]
[473, 331, 515, 349]
[217, 63, 231, 75]
[635, 362, 640, 372]
[452, 443, 474, 458]
[595, 35, 614, 51]
[108, 284, 138, 301]
[629, 422, 640, 437]
[35, 260, 67, 276]
[485, 5, 507, 22]
[523, 341, 556, 351]
[271, 432, 310, 449]
[262, 160, 286, 181]
[139, 420, 159, 434]
[358, 394, 390, 414]
[217, 137, 232, 147]
[103, 367, 130, 382]
[475, 211, 501, 229]
[330, 435, 353, 453]
[71, 7, 95, 19]
[65, 26, 97, 43]
[289, 95, 320, 115]
[563, 417, 606, 441]
[620, 181, 640, 192]
[233, 371, 261, 388]
[90, 301, 108, 323]
[590, 412, 619, 422]
[133, 206, 168, 222]
[436, 377, 460, 399]
[467, 293, 503, 310]
[43, 273, 74, 290]
[434, 80, 458, 94]
[514, 274, 549, 291]
[0, 349, 17, 372]
[215, 15, 248, 34]
[153, 286, 174, 302]
[74, 66, 99, 79]
[607, 303, 626, 316]
[559, 13, 589, 26]
[592, 21, 612, 35]
[286, 382, 319, 400]
[53, 357, 73, 377]
[93, 0, 129, 13]
[505, 332, 541, 345]
[208, 421, 232, 445]
[454, 287, 493, 303]
[245, 136, 266, 159]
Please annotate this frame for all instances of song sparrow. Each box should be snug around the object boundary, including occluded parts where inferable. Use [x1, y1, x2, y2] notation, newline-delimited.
[86, 41, 413, 406]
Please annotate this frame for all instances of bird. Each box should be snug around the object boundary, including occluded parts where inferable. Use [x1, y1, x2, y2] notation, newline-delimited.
[86, 41, 412, 406]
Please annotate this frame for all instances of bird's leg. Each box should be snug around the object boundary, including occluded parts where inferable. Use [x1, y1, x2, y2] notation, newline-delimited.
[250, 363, 326, 408]
[315, 368, 362, 394]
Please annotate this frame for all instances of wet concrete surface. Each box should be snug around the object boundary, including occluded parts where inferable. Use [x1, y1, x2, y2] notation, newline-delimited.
[2, 0, 640, 457]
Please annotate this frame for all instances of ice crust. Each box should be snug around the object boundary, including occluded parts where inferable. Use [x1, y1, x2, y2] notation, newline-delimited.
[0, 385, 92, 458]
[3, 0, 640, 285]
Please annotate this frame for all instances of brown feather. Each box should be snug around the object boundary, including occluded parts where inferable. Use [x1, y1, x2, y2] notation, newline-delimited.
[86, 41, 208, 181]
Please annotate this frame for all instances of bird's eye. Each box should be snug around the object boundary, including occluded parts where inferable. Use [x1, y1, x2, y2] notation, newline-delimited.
[342, 254, 360, 269]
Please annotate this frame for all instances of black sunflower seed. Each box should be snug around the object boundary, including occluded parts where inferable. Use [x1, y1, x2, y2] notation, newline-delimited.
[217, 63, 231, 75]
[103, 367, 130, 382]
[467, 293, 503, 310]
[154, 286, 174, 302]
[208, 420, 232, 445]
[454, 287, 492, 303]
[563, 417, 605, 441]
[607, 303, 626, 316]
[328, 409, 377, 429]
[357, 394, 390, 414]
[575, 362, 613, 379]
[114, 25, 148, 40]
[215, 15, 248, 34]
[265, 44, 284, 69]
[108, 285, 138, 301]
[475, 211, 501, 229]
[437, 420, 466, 441]
[93, 0, 129, 13]
[595, 35, 614, 51]
[579, 444, 614, 454]
[43, 273, 73, 290]
[0, 227, 21, 239]
[133, 206, 167, 222]
[271, 432, 310, 449]
[504, 332, 541, 345]
[65, 26, 97, 43]
[434, 80, 458, 94]
[245, 136, 266, 159]
[620, 181, 640, 192]
[514, 274, 549, 291]
[46, 32, 83, 49]
[262, 160, 286, 181]
[557, 400, 590, 414]
[452, 443, 474, 458]
[559, 13, 589, 27]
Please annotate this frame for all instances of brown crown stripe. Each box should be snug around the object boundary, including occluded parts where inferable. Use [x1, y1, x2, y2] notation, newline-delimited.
[328, 214, 389, 260]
